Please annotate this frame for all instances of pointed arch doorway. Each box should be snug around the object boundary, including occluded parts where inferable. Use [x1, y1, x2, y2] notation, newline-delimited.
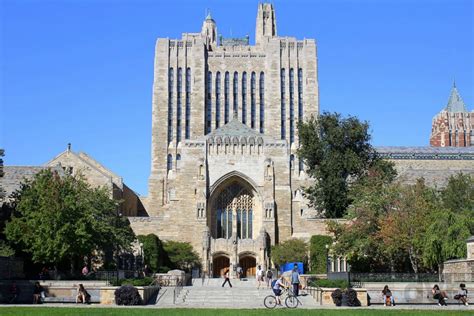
[239, 255, 256, 277]
[213, 255, 230, 278]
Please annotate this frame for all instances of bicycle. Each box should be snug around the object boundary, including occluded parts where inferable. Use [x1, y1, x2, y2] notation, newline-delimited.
[264, 287, 302, 309]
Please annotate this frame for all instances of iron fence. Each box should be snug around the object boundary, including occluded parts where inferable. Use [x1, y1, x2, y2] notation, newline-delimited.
[349, 273, 440, 284]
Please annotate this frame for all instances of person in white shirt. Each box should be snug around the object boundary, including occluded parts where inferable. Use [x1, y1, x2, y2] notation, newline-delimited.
[272, 275, 288, 305]
[256, 265, 264, 289]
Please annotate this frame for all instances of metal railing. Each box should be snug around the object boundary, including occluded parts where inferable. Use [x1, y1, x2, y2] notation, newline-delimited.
[173, 279, 184, 304]
[349, 273, 440, 284]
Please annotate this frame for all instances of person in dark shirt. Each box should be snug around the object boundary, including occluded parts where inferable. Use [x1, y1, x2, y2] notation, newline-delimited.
[33, 282, 44, 304]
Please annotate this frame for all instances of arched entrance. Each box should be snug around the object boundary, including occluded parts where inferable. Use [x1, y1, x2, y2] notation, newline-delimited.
[239, 255, 256, 277]
[213, 255, 230, 278]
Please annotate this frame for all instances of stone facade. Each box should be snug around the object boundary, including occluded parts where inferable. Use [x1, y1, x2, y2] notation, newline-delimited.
[430, 83, 473, 147]
[144, 3, 319, 277]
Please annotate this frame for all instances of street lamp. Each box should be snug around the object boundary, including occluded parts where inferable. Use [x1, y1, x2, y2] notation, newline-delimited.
[115, 211, 122, 285]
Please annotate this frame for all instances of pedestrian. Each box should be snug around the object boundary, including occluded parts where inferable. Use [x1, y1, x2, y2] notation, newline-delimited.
[291, 264, 301, 297]
[143, 264, 152, 277]
[33, 282, 45, 304]
[256, 265, 264, 289]
[81, 265, 89, 276]
[265, 269, 273, 289]
[432, 284, 448, 306]
[272, 275, 288, 306]
[221, 270, 232, 288]
[236, 266, 243, 280]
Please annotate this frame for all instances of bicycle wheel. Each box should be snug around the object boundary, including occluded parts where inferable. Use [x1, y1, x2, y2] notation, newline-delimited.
[285, 295, 298, 308]
[264, 295, 278, 309]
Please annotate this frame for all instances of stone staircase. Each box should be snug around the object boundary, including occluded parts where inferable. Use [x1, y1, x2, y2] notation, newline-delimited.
[157, 278, 320, 309]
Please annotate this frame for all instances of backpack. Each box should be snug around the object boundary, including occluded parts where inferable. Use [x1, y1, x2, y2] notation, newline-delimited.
[266, 270, 273, 278]
[271, 279, 277, 288]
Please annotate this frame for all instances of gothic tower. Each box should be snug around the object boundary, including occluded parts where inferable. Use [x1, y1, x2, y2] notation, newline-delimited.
[255, 3, 277, 46]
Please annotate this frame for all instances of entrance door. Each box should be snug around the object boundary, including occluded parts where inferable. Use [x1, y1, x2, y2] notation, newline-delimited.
[239, 256, 256, 277]
[213, 256, 230, 277]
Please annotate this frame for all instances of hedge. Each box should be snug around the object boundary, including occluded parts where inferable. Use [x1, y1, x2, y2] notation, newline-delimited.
[309, 235, 333, 274]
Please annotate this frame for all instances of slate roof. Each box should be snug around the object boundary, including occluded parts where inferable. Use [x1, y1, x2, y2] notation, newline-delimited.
[0, 166, 54, 199]
[207, 118, 264, 138]
[375, 146, 474, 160]
[445, 84, 468, 113]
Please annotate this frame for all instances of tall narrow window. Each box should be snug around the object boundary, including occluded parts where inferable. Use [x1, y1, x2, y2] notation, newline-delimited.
[227, 210, 232, 238]
[298, 68, 303, 122]
[217, 209, 222, 238]
[290, 154, 295, 171]
[251, 72, 256, 129]
[299, 158, 304, 173]
[216, 72, 221, 128]
[206, 71, 212, 134]
[177, 67, 182, 142]
[185, 68, 191, 139]
[289, 68, 294, 144]
[167, 68, 174, 143]
[242, 72, 247, 124]
[280, 68, 286, 140]
[167, 154, 172, 171]
[224, 72, 230, 124]
[237, 209, 242, 238]
[259, 72, 265, 133]
[248, 209, 252, 239]
[242, 210, 247, 238]
[233, 72, 238, 117]
[222, 208, 227, 238]
[176, 154, 181, 169]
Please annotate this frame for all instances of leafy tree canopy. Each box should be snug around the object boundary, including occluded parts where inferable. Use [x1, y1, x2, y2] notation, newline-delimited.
[162, 240, 200, 272]
[271, 239, 308, 266]
[137, 234, 168, 272]
[5, 169, 135, 269]
[298, 112, 396, 218]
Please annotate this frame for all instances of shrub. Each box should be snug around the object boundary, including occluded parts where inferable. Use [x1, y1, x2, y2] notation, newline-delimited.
[114, 285, 143, 305]
[309, 279, 348, 289]
[346, 288, 361, 307]
[331, 288, 343, 306]
[271, 239, 308, 266]
[163, 240, 201, 272]
[309, 235, 333, 273]
[137, 234, 167, 272]
[120, 277, 154, 287]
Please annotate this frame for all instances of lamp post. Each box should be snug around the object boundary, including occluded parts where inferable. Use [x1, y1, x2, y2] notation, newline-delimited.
[115, 211, 122, 285]
[325, 244, 330, 275]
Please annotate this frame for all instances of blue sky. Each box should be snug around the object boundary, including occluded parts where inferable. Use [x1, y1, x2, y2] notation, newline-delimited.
[1, 0, 473, 195]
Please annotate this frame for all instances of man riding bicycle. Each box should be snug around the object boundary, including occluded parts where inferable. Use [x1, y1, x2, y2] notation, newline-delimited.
[272, 275, 288, 306]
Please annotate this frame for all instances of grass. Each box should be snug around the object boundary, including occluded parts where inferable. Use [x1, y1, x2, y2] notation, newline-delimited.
[0, 307, 471, 316]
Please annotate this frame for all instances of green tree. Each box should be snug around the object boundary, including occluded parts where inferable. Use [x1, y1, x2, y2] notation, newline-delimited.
[298, 112, 395, 218]
[163, 241, 200, 272]
[4, 169, 135, 271]
[309, 235, 333, 273]
[270, 239, 308, 266]
[441, 173, 474, 214]
[137, 234, 167, 272]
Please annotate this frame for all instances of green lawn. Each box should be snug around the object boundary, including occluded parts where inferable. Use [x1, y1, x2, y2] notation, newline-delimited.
[0, 308, 471, 316]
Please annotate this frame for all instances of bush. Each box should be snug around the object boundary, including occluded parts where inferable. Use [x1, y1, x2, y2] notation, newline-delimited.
[331, 288, 343, 306]
[137, 234, 167, 272]
[271, 239, 308, 266]
[309, 235, 333, 273]
[309, 279, 348, 289]
[346, 288, 361, 307]
[163, 240, 201, 272]
[114, 285, 143, 305]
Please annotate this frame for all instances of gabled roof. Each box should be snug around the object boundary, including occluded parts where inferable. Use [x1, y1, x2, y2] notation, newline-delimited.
[445, 83, 468, 113]
[207, 118, 263, 139]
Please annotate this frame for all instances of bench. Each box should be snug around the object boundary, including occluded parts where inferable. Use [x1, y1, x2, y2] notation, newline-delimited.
[42, 288, 101, 304]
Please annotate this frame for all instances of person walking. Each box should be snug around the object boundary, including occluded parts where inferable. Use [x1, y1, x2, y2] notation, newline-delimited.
[291, 264, 301, 297]
[265, 269, 273, 289]
[221, 270, 232, 288]
[256, 265, 264, 289]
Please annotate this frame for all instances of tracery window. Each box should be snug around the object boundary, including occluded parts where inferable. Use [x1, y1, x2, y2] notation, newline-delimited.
[242, 72, 247, 124]
[259, 72, 265, 133]
[251, 72, 256, 129]
[298, 68, 303, 122]
[185, 68, 191, 139]
[177, 67, 182, 142]
[168, 68, 174, 143]
[280, 68, 286, 140]
[233, 72, 238, 116]
[215, 183, 253, 239]
[206, 71, 212, 134]
[225, 72, 230, 123]
[289, 68, 294, 144]
[216, 72, 221, 128]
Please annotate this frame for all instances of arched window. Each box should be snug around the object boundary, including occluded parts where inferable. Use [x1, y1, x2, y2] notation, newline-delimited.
[168, 68, 174, 143]
[298, 68, 303, 122]
[280, 68, 286, 140]
[259, 72, 265, 133]
[176, 154, 181, 169]
[167, 154, 172, 171]
[251, 72, 256, 129]
[233, 72, 238, 117]
[216, 72, 221, 128]
[290, 154, 295, 170]
[242, 210, 247, 238]
[242, 72, 247, 124]
[206, 71, 212, 134]
[177, 67, 182, 143]
[185, 68, 191, 139]
[299, 158, 304, 173]
[289, 68, 294, 144]
[224, 72, 230, 123]
[248, 209, 252, 239]
[237, 209, 242, 238]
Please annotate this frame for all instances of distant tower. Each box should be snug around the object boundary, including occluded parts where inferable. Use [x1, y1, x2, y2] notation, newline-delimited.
[255, 3, 277, 45]
[430, 82, 473, 147]
[201, 12, 217, 49]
